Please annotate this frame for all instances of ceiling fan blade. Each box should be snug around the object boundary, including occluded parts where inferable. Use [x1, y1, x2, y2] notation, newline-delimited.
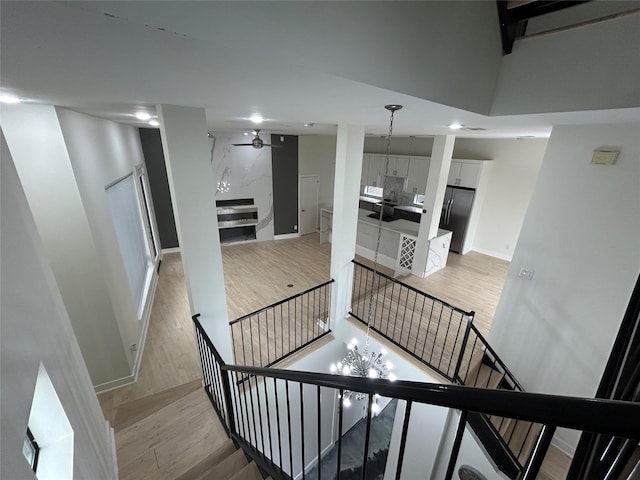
[232, 143, 255, 146]
[262, 144, 282, 147]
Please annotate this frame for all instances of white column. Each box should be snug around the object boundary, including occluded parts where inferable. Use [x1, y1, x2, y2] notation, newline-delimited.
[330, 125, 365, 327]
[157, 105, 233, 362]
[412, 135, 455, 276]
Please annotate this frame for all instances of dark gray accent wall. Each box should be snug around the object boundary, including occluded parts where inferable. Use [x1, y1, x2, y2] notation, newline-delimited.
[271, 134, 298, 235]
[138, 128, 179, 249]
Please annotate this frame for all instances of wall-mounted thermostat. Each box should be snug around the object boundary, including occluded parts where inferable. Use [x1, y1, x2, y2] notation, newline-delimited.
[591, 150, 619, 165]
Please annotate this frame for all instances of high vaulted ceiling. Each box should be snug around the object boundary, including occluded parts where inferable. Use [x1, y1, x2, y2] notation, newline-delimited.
[1, 1, 638, 139]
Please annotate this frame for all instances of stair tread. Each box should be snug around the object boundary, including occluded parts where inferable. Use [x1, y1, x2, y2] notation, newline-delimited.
[489, 416, 543, 464]
[208, 449, 248, 480]
[116, 389, 227, 480]
[174, 440, 236, 480]
[466, 359, 504, 389]
[228, 461, 262, 480]
[114, 379, 202, 432]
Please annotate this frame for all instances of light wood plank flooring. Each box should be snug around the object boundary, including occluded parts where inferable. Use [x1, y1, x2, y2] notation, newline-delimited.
[99, 232, 571, 480]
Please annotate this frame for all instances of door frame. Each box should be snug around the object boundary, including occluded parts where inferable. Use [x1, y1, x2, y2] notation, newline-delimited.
[298, 174, 320, 236]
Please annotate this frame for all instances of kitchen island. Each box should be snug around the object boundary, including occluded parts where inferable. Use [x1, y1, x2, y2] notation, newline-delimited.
[320, 208, 452, 276]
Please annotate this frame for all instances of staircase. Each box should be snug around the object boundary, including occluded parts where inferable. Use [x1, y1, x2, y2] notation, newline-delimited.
[463, 351, 542, 479]
[112, 381, 267, 480]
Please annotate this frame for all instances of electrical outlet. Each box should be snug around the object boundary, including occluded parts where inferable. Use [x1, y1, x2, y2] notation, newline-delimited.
[130, 343, 138, 352]
[518, 268, 535, 280]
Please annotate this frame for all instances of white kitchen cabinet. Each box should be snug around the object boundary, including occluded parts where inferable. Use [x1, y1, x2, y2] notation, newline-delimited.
[407, 157, 430, 194]
[361, 155, 370, 186]
[388, 156, 409, 177]
[367, 155, 384, 186]
[448, 160, 481, 188]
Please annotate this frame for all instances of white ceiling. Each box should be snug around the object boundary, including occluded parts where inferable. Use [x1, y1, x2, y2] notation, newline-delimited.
[1, 1, 638, 139]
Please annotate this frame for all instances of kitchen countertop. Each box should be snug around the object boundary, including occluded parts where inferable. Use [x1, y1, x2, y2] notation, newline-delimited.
[322, 208, 451, 239]
[360, 195, 424, 213]
[394, 205, 424, 214]
[359, 195, 381, 204]
[357, 209, 420, 236]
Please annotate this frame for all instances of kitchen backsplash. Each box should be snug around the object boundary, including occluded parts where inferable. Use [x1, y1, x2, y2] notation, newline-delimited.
[383, 175, 405, 201]
[383, 175, 419, 205]
[397, 191, 417, 205]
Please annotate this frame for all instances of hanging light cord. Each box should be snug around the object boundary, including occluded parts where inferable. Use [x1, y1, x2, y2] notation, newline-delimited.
[363, 105, 401, 352]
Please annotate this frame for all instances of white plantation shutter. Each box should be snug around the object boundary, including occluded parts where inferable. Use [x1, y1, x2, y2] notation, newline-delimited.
[106, 174, 150, 311]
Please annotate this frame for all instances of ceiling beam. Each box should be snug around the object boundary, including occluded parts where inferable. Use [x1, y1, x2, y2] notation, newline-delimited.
[497, 0, 591, 55]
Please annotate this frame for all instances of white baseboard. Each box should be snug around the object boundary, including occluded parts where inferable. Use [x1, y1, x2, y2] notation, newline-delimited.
[274, 233, 300, 240]
[106, 420, 118, 478]
[161, 246, 181, 254]
[471, 247, 513, 262]
[355, 245, 397, 274]
[94, 374, 136, 394]
[131, 271, 158, 382]
[94, 270, 159, 395]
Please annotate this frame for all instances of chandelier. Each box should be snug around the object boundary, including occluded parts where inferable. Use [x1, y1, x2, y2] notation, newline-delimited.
[330, 105, 402, 412]
[330, 338, 396, 410]
[216, 180, 231, 193]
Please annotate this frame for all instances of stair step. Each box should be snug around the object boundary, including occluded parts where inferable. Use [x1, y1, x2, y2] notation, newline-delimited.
[175, 440, 236, 480]
[465, 355, 504, 389]
[114, 379, 202, 432]
[116, 389, 228, 480]
[490, 416, 543, 464]
[228, 461, 263, 480]
[209, 449, 248, 480]
[467, 412, 520, 480]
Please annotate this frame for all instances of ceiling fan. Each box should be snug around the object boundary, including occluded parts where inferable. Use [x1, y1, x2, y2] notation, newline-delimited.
[232, 129, 280, 149]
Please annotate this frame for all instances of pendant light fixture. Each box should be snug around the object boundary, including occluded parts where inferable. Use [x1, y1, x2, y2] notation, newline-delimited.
[330, 105, 402, 410]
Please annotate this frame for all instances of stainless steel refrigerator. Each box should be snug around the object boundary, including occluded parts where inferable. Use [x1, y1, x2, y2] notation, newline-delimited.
[439, 186, 475, 253]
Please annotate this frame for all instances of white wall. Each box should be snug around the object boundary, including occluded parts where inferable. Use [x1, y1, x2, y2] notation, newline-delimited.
[364, 136, 435, 157]
[0, 105, 134, 388]
[454, 138, 548, 260]
[56, 108, 159, 390]
[267, 1, 502, 114]
[429, 411, 509, 480]
[211, 132, 275, 241]
[489, 123, 640, 453]
[1, 133, 118, 479]
[299, 135, 337, 222]
[492, 12, 640, 115]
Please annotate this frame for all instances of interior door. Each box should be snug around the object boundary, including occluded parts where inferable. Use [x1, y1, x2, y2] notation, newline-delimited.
[299, 175, 319, 236]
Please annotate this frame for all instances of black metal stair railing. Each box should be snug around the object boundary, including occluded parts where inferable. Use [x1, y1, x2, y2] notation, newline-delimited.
[192, 314, 640, 480]
[229, 280, 334, 369]
[350, 260, 475, 382]
[193, 313, 234, 437]
[455, 324, 544, 476]
[350, 259, 541, 478]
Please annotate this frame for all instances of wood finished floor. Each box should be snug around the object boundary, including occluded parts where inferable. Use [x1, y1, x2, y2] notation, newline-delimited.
[99, 232, 571, 480]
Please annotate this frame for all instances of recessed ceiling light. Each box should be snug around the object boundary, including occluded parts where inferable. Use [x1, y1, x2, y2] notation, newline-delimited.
[448, 122, 464, 130]
[304, 123, 315, 128]
[0, 94, 22, 104]
[243, 132, 250, 136]
[250, 114, 263, 124]
[148, 119, 159, 127]
[135, 111, 151, 121]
